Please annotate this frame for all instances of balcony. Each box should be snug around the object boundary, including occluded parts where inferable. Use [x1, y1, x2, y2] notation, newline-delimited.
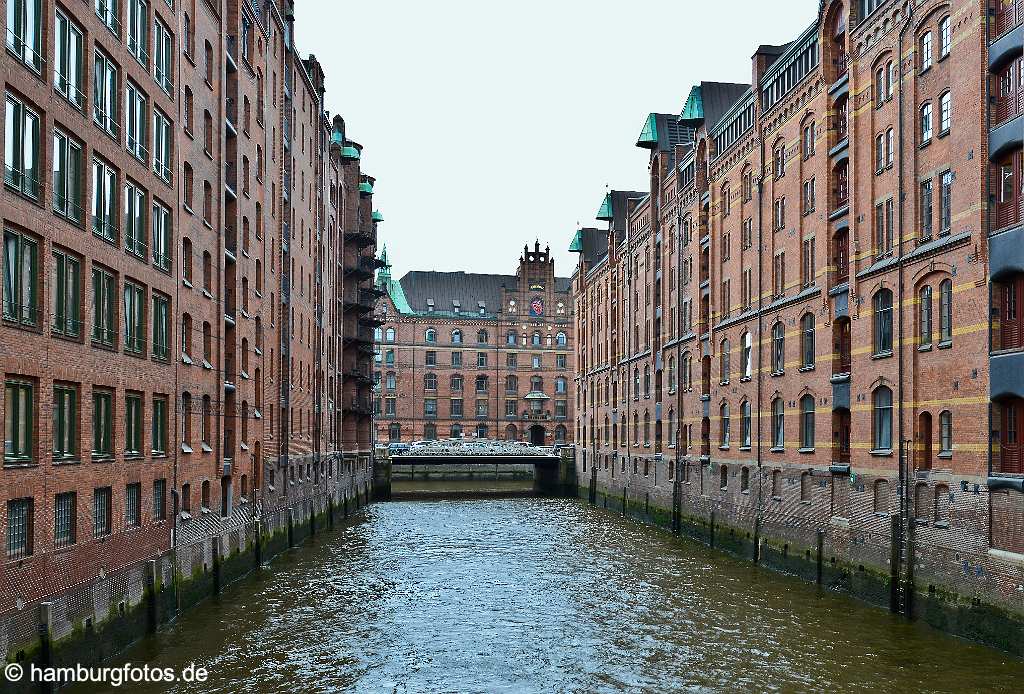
[991, 0, 1023, 42]
[344, 255, 376, 280]
[343, 226, 375, 249]
[993, 88, 1023, 129]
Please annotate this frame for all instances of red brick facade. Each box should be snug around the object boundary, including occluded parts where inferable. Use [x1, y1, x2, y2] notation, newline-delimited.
[0, 0, 376, 619]
[374, 243, 574, 446]
[573, 0, 1023, 627]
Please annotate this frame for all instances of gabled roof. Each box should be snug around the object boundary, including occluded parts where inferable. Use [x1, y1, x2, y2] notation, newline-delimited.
[637, 112, 695, 151]
[692, 82, 752, 129]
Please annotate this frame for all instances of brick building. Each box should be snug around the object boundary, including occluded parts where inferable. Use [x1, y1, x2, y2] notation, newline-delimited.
[573, 0, 1023, 638]
[374, 242, 574, 446]
[0, 0, 377, 621]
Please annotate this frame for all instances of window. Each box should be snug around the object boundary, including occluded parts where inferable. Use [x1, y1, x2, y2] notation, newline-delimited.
[125, 482, 141, 527]
[920, 179, 933, 239]
[939, 279, 953, 343]
[800, 394, 815, 449]
[556, 354, 567, 369]
[875, 66, 885, 104]
[873, 386, 893, 450]
[477, 329, 488, 344]
[152, 200, 171, 271]
[506, 330, 517, 345]
[801, 313, 815, 367]
[152, 396, 168, 454]
[740, 332, 752, 379]
[126, 0, 148, 65]
[773, 143, 786, 178]
[4, 93, 40, 198]
[50, 129, 83, 225]
[4, 379, 34, 462]
[124, 281, 145, 354]
[52, 384, 77, 459]
[475, 399, 488, 417]
[183, 88, 193, 133]
[152, 479, 166, 520]
[92, 390, 113, 457]
[875, 133, 885, 171]
[54, 9, 84, 107]
[532, 332, 542, 346]
[425, 328, 436, 343]
[124, 180, 147, 258]
[555, 377, 567, 394]
[385, 327, 395, 342]
[921, 102, 933, 143]
[875, 199, 894, 255]
[773, 252, 786, 297]
[424, 373, 437, 390]
[939, 410, 952, 454]
[153, 108, 172, 182]
[54, 492, 76, 547]
[719, 403, 730, 447]
[920, 31, 933, 71]
[939, 92, 951, 134]
[740, 400, 751, 447]
[939, 171, 953, 235]
[919, 285, 933, 347]
[125, 81, 148, 161]
[93, 51, 119, 136]
[773, 197, 786, 231]
[6, 498, 33, 558]
[886, 128, 894, 167]
[2, 228, 38, 326]
[874, 289, 893, 354]
[8, 0, 43, 71]
[92, 159, 118, 242]
[771, 322, 785, 374]
[802, 237, 816, 287]
[802, 178, 815, 214]
[720, 339, 731, 384]
[125, 392, 142, 456]
[772, 397, 784, 448]
[939, 16, 951, 58]
[450, 398, 463, 417]
[451, 329, 463, 344]
[93, 487, 112, 537]
[802, 121, 815, 158]
[452, 351, 463, 367]
[424, 398, 437, 418]
[153, 18, 173, 93]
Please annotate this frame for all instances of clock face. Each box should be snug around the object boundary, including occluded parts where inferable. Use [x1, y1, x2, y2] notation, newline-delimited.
[529, 297, 544, 316]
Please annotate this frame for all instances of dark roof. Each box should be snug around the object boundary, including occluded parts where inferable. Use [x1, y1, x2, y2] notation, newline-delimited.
[398, 271, 571, 316]
[577, 227, 607, 267]
[611, 190, 647, 245]
[699, 82, 753, 130]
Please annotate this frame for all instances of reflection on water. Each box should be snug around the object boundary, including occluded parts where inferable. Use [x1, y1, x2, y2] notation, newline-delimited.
[84, 498, 1024, 693]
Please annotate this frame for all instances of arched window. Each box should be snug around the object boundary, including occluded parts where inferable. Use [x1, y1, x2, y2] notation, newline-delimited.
[530, 375, 543, 392]
[643, 365, 650, 397]
[873, 289, 893, 354]
[939, 279, 952, 342]
[424, 423, 437, 440]
[719, 402, 730, 447]
[385, 327, 395, 342]
[182, 237, 193, 283]
[633, 368, 640, 397]
[741, 400, 751, 447]
[919, 285, 933, 347]
[741, 332, 752, 378]
[772, 322, 785, 373]
[450, 374, 463, 391]
[451, 424, 462, 439]
[424, 373, 437, 390]
[643, 411, 651, 445]
[920, 102, 933, 142]
[505, 375, 518, 393]
[939, 410, 953, 454]
[425, 328, 436, 343]
[939, 91, 951, 134]
[873, 386, 893, 450]
[477, 329, 488, 344]
[506, 330, 517, 345]
[633, 412, 640, 444]
[554, 425, 567, 444]
[800, 394, 815, 449]
[801, 313, 815, 368]
[668, 356, 676, 390]
[556, 331, 567, 346]
[920, 31, 933, 71]
[531, 332, 541, 346]
[451, 329, 463, 344]
[555, 377, 567, 394]
[683, 352, 692, 389]
[373, 327, 383, 342]
[720, 339, 731, 383]
[772, 397, 785, 448]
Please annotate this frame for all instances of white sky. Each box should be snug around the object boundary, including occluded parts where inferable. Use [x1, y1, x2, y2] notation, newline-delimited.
[296, 1, 818, 279]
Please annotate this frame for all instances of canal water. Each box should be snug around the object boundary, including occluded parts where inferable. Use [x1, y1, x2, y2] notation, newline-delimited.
[85, 496, 1024, 693]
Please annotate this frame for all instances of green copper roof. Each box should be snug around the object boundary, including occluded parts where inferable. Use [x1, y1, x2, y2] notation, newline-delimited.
[330, 130, 344, 145]
[680, 85, 704, 122]
[340, 145, 360, 161]
[359, 181, 373, 195]
[568, 229, 584, 253]
[596, 193, 613, 221]
[636, 113, 658, 148]
[376, 246, 413, 314]
[371, 210, 383, 222]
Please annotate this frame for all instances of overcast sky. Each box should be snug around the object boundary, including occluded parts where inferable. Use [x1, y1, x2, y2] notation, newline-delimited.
[296, 1, 817, 279]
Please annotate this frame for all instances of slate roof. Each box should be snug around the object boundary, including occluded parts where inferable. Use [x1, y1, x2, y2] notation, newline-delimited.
[698, 81, 753, 130]
[396, 271, 571, 318]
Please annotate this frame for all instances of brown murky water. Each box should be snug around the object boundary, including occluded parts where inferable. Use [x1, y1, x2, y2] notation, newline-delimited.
[85, 497, 1024, 693]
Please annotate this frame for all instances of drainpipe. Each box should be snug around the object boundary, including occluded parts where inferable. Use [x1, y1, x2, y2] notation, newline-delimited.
[896, 6, 915, 615]
[756, 131, 766, 519]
